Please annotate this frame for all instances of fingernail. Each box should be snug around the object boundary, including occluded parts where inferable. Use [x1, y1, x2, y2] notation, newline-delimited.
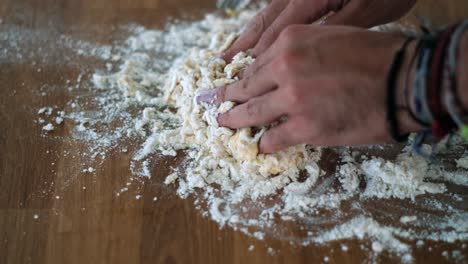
[197, 88, 218, 104]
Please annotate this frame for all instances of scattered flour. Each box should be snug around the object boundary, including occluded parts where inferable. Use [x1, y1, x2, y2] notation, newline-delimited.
[341, 244, 349, 252]
[42, 123, 54, 131]
[164, 172, 179, 185]
[360, 153, 446, 200]
[456, 155, 468, 169]
[27, 3, 467, 263]
[400, 216, 417, 224]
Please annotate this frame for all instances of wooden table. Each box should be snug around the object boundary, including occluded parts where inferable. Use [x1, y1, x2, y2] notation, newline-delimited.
[1, 1, 467, 263]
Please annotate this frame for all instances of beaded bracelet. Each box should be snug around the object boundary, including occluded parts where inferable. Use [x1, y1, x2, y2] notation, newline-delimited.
[443, 21, 468, 140]
[413, 41, 435, 126]
[386, 37, 414, 142]
[390, 21, 468, 158]
[427, 24, 458, 139]
[404, 39, 427, 127]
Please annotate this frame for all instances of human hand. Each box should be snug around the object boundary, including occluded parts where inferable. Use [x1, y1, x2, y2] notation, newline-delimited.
[200, 25, 422, 153]
[222, 0, 416, 62]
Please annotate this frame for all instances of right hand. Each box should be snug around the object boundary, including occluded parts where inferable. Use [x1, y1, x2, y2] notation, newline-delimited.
[222, 0, 417, 62]
[203, 25, 422, 153]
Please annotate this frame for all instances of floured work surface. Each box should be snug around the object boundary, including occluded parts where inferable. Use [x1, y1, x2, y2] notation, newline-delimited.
[90, 6, 468, 262]
[1, 0, 467, 263]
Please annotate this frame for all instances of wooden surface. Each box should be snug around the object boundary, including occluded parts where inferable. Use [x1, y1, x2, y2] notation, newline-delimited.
[0, 1, 467, 264]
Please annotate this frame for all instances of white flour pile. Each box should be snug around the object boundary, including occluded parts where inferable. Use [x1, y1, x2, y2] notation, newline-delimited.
[26, 4, 467, 263]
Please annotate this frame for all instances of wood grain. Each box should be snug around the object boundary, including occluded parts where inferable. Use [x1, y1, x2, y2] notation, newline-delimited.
[0, 1, 467, 263]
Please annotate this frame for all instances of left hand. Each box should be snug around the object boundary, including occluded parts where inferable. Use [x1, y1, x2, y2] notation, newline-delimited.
[221, 0, 416, 62]
[199, 25, 422, 153]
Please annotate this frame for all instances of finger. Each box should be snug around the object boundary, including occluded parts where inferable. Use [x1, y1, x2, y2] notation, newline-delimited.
[239, 41, 280, 79]
[217, 64, 277, 104]
[321, 0, 364, 26]
[259, 117, 305, 153]
[323, 0, 414, 27]
[218, 91, 286, 129]
[221, 0, 289, 62]
[252, 0, 330, 56]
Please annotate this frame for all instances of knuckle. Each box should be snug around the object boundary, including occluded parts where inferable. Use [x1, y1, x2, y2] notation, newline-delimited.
[283, 84, 303, 105]
[250, 13, 266, 34]
[240, 77, 250, 91]
[216, 86, 227, 102]
[245, 99, 261, 117]
[278, 25, 306, 44]
[230, 78, 251, 101]
[243, 66, 253, 78]
[244, 64, 258, 77]
[271, 48, 300, 74]
[262, 25, 279, 45]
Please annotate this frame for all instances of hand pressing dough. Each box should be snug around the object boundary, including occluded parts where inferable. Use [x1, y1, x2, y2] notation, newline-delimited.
[132, 32, 319, 195]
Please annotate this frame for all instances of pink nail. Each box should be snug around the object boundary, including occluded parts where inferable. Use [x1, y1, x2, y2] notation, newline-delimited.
[197, 88, 218, 104]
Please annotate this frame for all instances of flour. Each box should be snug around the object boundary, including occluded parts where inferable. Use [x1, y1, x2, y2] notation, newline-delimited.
[456, 154, 468, 169]
[42, 123, 55, 132]
[27, 3, 468, 263]
[164, 172, 179, 185]
[400, 216, 417, 224]
[112, 14, 465, 260]
[360, 152, 446, 200]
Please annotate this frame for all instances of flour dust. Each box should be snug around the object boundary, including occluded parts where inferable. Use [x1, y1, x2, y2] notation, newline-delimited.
[14, 4, 468, 263]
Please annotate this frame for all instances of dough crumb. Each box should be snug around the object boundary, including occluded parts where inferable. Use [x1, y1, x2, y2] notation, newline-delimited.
[164, 172, 178, 185]
[42, 123, 54, 131]
[400, 215, 417, 224]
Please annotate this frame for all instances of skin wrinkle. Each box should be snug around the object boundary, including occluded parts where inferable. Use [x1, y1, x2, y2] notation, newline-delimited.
[241, 76, 250, 93]
[245, 9, 267, 37]
[246, 99, 260, 118]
